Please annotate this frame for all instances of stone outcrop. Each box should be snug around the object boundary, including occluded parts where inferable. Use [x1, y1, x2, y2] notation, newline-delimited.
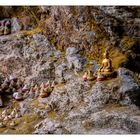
[0, 6, 140, 134]
[33, 68, 140, 134]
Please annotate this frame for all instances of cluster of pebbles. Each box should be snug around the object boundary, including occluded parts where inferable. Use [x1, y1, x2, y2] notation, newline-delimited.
[0, 108, 22, 128]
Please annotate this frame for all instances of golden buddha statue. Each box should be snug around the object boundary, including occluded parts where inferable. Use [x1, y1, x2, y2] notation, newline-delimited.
[97, 49, 115, 81]
[98, 50, 113, 73]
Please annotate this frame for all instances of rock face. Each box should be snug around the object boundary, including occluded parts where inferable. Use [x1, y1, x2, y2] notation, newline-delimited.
[0, 33, 58, 84]
[0, 6, 140, 135]
[1, 6, 140, 72]
[33, 68, 140, 134]
[118, 68, 140, 106]
[0, 18, 21, 36]
[66, 47, 86, 71]
[11, 18, 22, 33]
[0, 30, 140, 134]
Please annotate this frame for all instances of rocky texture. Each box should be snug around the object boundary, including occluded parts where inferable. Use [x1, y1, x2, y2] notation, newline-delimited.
[37, 6, 140, 71]
[118, 68, 140, 106]
[0, 30, 140, 134]
[0, 6, 140, 134]
[0, 18, 22, 36]
[33, 68, 140, 134]
[1, 6, 140, 72]
[66, 47, 86, 71]
[11, 18, 22, 33]
[0, 33, 59, 84]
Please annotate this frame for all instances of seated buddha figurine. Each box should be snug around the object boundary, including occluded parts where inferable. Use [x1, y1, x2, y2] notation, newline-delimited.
[98, 50, 113, 73]
[97, 49, 115, 81]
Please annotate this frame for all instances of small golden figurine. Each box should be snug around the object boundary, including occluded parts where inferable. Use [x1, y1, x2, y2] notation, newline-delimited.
[98, 49, 113, 73]
[97, 48, 116, 81]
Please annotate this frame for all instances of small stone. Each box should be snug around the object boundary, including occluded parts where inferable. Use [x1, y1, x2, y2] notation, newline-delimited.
[11, 17, 22, 33]
[28, 88, 35, 99]
[2, 110, 8, 116]
[22, 84, 29, 92]
[9, 75, 15, 81]
[4, 20, 11, 35]
[66, 47, 86, 71]
[0, 122, 6, 128]
[15, 113, 21, 118]
[3, 116, 9, 121]
[13, 92, 23, 100]
[9, 121, 16, 127]
[51, 81, 55, 88]
[0, 96, 3, 107]
[1, 114, 5, 119]
[0, 21, 4, 36]
[8, 115, 12, 120]
[10, 109, 17, 118]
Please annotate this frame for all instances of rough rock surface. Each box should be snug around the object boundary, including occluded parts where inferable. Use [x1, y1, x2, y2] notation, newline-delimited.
[0, 6, 140, 134]
[0, 32, 140, 134]
[33, 68, 140, 134]
[66, 47, 86, 71]
[11, 18, 22, 33]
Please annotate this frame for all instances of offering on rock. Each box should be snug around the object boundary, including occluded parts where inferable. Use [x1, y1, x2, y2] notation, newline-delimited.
[97, 48, 117, 81]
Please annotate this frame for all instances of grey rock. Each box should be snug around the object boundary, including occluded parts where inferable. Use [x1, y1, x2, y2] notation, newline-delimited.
[34, 118, 61, 134]
[0, 96, 3, 107]
[90, 128, 132, 134]
[11, 17, 22, 33]
[54, 50, 61, 58]
[1, 18, 140, 134]
[66, 47, 79, 57]
[13, 92, 23, 100]
[34, 67, 140, 134]
[119, 68, 139, 93]
[118, 68, 140, 106]
[99, 6, 133, 20]
[0, 122, 6, 128]
[55, 63, 67, 83]
[19, 101, 32, 115]
[92, 60, 99, 72]
[66, 47, 86, 71]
